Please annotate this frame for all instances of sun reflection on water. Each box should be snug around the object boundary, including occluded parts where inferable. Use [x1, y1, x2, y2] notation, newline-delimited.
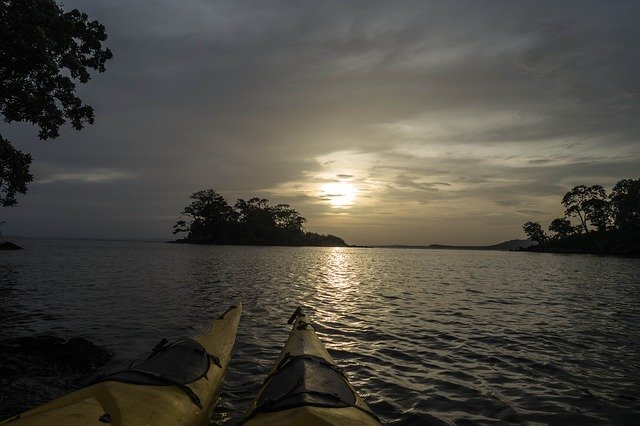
[308, 248, 373, 354]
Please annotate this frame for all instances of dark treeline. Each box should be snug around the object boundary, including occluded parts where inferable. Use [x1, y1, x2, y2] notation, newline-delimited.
[173, 189, 348, 247]
[523, 179, 640, 256]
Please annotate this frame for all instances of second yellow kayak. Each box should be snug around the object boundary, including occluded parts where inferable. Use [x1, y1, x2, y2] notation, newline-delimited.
[240, 307, 380, 425]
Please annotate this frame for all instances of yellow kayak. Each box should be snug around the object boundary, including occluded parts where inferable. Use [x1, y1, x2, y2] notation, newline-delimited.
[1, 303, 242, 425]
[240, 307, 380, 425]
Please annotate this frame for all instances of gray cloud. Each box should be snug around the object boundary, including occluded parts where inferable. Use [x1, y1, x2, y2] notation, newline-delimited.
[1, 0, 639, 245]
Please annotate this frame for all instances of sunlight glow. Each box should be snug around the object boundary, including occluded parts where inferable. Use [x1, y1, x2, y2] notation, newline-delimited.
[322, 182, 358, 207]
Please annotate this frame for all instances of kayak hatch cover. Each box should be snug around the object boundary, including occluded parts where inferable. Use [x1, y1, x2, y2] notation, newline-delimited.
[240, 307, 381, 425]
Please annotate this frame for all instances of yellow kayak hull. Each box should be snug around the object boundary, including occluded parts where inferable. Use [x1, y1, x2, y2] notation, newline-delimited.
[242, 308, 380, 425]
[244, 406, 380, 426]
[2, 303, 242, 426]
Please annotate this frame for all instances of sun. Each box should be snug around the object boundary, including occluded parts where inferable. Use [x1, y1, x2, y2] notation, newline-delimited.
[322, 182, 358, 207]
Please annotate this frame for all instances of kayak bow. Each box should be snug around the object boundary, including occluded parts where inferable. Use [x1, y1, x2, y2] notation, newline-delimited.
[241, 307, 380, 425]
[2, 303, 242, 425]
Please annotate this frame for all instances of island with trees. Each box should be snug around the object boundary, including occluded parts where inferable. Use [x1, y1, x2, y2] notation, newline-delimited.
[173, 189, 348, 247]
[522, 179, 640, 256]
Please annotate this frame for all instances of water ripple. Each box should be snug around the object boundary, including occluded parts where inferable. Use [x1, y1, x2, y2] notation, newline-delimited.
[1, 241, 640, 424]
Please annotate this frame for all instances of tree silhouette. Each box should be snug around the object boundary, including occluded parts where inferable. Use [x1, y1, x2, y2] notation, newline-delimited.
[583, 198, 611, 232]
[0, 0, 112, 206]
[174, 189, 238, 243]
[0, 136, 33, 206]
[233, 198, 308, 245]
[523, 179, 639, 255]
[549, 217, 573, 237]
[561, 185, 607, 233]
[610, 179, 640, 230]
[235, 198, 275, 244]
[523, 221, 546, 243]
[174, 189, 344, 246]
[273, 204, 306, 235]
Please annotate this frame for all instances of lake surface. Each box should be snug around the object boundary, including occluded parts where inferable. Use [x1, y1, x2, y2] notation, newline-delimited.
[1, 240, 639, 424]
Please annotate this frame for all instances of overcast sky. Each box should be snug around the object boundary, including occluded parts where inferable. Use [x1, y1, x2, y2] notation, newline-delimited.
[2, 0, 639, 245]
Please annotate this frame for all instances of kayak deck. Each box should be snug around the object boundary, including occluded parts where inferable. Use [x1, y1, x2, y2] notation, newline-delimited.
[241, 307, 380, 425]
[2, 303, 242, 426]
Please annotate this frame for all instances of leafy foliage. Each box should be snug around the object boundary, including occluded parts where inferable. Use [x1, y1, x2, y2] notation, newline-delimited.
[0, 0, 113, 139]
[610, 179, 640, 230]
[174, 189, 346, 246]
[523, 221, 546, 243]
[583, 198, 611, 232]
[561, 185, 608, 233]
[0, 0, 112, 206]
[548, 218, 573, 237]
[173, 189, 238, 243]
[0, 136, 33, 206]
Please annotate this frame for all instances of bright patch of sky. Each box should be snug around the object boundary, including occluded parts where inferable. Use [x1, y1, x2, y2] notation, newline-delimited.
[1, 0, 638, 244]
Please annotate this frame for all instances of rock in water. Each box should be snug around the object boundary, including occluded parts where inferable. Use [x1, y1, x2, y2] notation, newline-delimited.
[0, 241, 23, 250]
[0, 335, 113, 419]
[0, 335, 112, 377]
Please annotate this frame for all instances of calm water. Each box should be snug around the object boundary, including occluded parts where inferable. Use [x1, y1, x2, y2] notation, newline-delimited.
[1, 240, 640, 424]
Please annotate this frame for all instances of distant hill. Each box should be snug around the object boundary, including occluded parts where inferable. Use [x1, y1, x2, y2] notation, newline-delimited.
[473, 239, 537, 251]
[374, 239, 536, 251]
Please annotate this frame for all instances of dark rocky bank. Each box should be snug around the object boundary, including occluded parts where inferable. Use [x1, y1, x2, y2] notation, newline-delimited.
[0, 241, 23, 250]
[0, 335, 112, 420]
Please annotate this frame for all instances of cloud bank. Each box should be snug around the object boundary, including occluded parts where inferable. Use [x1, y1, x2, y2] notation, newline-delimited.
[2, 0, 638, 244]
